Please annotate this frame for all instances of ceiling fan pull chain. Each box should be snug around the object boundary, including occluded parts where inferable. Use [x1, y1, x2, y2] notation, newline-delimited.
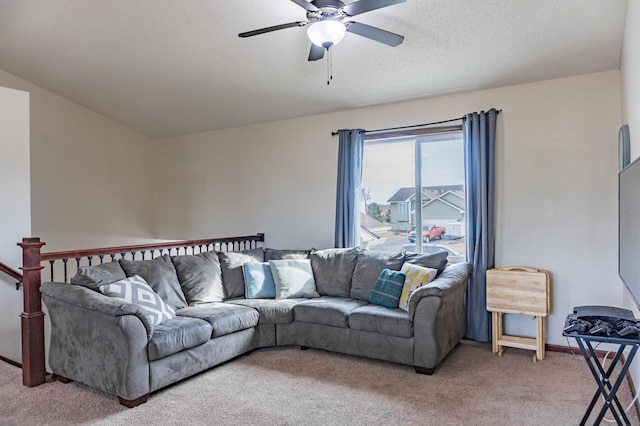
[327, 47, 333, 85]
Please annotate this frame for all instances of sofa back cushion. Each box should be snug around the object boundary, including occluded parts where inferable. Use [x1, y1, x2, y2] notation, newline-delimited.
[403, 250, 448, 274]
[350, 251, 405, 301]
[310, 247, 360, 298]
[264, 248, 311, 261]
[171, 251, 225, 305]
[119, 255, 187, 310]
[71, 261, 126, 292]
[218, 248, 265, 299]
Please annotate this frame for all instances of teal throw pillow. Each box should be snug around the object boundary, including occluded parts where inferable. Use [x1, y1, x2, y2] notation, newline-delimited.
[369, 269, 406, 309]
[242, 262, 276, 299]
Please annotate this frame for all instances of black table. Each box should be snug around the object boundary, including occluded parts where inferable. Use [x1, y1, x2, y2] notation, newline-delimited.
[563, 332, 640, 425]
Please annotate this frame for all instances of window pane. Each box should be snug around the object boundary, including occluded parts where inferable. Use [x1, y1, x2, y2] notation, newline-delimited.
[360, 131, 465, 264]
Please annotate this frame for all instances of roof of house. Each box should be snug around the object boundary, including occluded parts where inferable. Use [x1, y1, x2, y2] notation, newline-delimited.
[360, 212, 387, 229]
[387, 185, 464, 203]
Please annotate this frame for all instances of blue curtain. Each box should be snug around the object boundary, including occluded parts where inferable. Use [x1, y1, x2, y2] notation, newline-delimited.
[335, 129, 365, 248]
[463, 109, 497, 342]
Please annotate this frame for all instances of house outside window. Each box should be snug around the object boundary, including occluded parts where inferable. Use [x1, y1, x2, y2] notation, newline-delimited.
[360, 126, 466, 263]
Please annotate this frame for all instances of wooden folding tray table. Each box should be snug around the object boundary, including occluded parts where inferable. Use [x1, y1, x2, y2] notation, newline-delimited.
[486, 266, 550, 362]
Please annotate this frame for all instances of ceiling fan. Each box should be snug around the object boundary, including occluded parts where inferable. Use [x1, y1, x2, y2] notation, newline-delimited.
[238, 0, 406, 62]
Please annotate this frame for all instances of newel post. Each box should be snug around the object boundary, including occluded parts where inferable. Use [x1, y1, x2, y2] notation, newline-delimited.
[18, 237, 46, 387]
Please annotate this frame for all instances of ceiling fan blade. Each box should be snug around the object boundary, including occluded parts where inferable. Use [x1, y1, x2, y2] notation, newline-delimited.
[346, 22, 404, 47]
[308, 43, 325, 61]
[290, 0, 320, 12]
[342, 0, 405, 16]
[239, 21, 307, 38]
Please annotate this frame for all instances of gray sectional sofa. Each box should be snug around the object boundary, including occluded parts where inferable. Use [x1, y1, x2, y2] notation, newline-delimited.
[40, 246, 472, 407]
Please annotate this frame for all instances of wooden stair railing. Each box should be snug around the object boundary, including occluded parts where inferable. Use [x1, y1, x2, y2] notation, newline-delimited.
[19, 233, 265, 388]
[0, 261, 23, 289]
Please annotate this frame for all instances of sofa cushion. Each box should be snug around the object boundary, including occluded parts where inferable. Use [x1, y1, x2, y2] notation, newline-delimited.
[404, 250, 448, 274]
[171, 251, 225, 306]
[264, 248, 311, 261]
[99, 275, 176, 326]
[293, 297, 368, 328]
[369, 269, 406, 309]
[398, 263, 438, 311]
[242, 262, 276, 299]
[119, 255, 187, 310]
[348, 305, 413, 338]
[147, 316, 212, 361]
[225, 298, 305, 324]
[310, 247, 360, 298]
[269, 259, 319, 299]
[218, 248, 265, 299]
[350, 251, 405, 300]
[71, 261, 126, 292]
[177, 303, 259, 338]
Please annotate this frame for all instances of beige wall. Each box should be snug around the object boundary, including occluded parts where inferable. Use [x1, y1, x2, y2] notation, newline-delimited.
[155, 70, 622, 346]
[0, 69, 157, 363]
[0, 69, 156, 251]
[622, 1, 640, 157]
[0, 86, 30, 363]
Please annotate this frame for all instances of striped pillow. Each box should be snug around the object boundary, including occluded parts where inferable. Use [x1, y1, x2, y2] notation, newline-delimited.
[369, 269, 406, 309]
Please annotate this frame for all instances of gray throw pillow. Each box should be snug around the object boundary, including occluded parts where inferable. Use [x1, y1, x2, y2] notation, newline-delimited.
[171, 251, 224, 305]
[404, 250, 448, 274]
[119, 255, 187, 310]
[309, 247, 360, 298]
[218, 248, 265, 299]
[70, 261, 126, 292]
[264, 248, 311, 261]
[350, 251, 405, 300]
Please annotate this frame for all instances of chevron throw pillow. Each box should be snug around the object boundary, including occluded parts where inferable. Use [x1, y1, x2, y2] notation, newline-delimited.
[100, 275, 176, 326]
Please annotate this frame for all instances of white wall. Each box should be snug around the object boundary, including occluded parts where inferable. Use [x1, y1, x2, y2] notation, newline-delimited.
[0, 86, 30, 363]
[622, 1, 640, 157]
[155, 70, 622, 346]
[0, 69, 158, 363]
[0, 69, 157, 251]
[620, 0, 640, 397]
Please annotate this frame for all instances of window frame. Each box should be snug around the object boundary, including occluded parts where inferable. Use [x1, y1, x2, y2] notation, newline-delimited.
[363, 124, 464, 255]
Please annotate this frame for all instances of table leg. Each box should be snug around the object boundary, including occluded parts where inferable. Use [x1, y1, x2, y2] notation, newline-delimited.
[536, 316, 544, 360]
[574, 338, 634, 425]
[492, 312, 498, 353]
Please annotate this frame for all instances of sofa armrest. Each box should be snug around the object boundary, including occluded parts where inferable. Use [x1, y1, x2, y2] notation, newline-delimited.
[410, 262, 471, 370]
[41, 281, 152, 401]
[407, 262, 472, 320]
[41, 281, 154, 339]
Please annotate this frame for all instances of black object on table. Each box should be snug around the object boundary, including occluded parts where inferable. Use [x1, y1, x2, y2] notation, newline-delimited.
[563, 332, 640, 425]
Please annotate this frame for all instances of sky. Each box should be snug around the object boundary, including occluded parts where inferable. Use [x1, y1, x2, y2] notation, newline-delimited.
[361, 137, 464, 204]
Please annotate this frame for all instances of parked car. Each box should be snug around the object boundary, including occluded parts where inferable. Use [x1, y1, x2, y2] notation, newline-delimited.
[402, 243, 466, 264]
[407, 224, 446, 243]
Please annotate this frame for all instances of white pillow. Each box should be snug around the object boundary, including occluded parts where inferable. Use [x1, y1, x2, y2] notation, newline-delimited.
[100, 275, 175, 326]
[268, 259, 319, 299]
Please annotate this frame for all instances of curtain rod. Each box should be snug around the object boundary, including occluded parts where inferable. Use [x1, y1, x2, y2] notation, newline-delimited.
[330, 109, 501, 136]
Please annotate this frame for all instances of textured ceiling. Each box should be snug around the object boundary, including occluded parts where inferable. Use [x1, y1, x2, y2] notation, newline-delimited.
[0, 0, 629, 138]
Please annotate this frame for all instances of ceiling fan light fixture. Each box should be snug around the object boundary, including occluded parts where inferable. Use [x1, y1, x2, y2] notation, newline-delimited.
[307, 20, 346, 49]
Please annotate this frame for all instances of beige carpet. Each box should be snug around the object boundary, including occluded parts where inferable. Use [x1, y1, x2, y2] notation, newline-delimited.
[1, 341, 638, 425]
